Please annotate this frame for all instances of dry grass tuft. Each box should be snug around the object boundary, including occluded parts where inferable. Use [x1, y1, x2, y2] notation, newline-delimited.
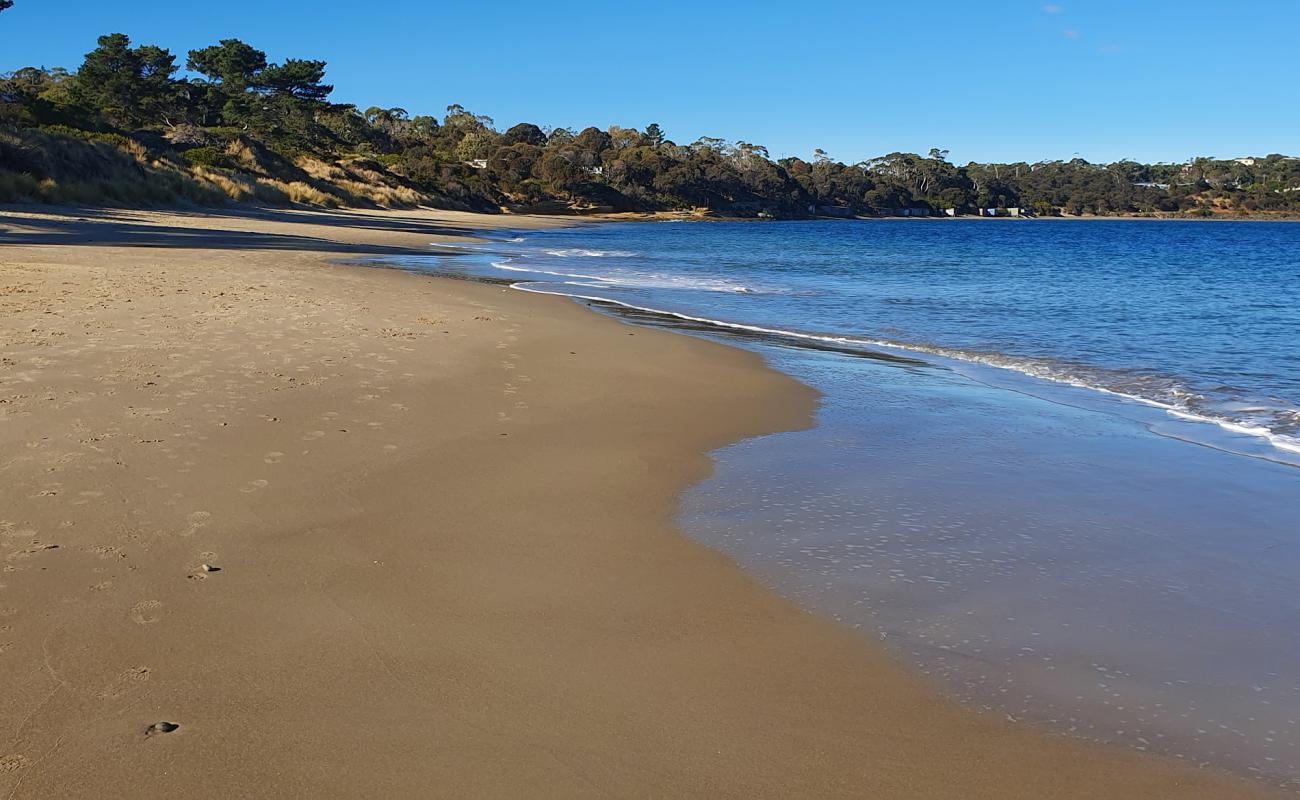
[0, 126, 432, 210]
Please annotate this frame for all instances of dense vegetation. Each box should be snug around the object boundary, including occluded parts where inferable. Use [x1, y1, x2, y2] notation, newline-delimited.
[3, 27, 1298, 217]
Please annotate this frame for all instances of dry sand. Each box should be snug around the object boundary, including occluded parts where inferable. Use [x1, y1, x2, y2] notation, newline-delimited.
[0, 206, 1282, 798]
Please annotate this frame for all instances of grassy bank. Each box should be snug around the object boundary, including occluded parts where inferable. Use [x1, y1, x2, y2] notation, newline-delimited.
[0, 125, 462, 209]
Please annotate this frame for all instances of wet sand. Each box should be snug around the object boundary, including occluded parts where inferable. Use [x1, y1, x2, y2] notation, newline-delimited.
[0, 206, 1282, 797]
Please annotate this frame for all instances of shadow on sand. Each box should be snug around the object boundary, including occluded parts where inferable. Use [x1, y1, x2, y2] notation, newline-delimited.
[0, 205, 512, 254]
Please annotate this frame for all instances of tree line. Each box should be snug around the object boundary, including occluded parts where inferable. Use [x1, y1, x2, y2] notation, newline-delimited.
[3, 30, 1299, 216]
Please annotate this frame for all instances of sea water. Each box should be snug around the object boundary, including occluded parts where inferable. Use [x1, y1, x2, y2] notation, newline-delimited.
[391, 218, 1300, 786]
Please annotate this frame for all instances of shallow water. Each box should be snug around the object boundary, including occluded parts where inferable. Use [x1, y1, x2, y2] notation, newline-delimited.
[388, 218, 1300, 787]
[435, 219, 1300, 459]
[682, 344, 1300, 786]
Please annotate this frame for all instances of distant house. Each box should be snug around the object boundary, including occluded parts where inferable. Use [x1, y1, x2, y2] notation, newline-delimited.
[584, 165, 603, 176]
[1134, 181, 1170, 189]
[464, 159, 488, 170]
[1234, 157, 1257, 166]
[942, 208, 957, 217]
[898, 207, 930, 217]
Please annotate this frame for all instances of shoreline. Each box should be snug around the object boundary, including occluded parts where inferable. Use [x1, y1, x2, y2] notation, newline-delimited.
[0, 206, 1284, 797]
[580, 206, 1300, 223]
[382, 220, 1300, 785]
[592, 210, 1300, 222]
[395, 220, 1300, 469]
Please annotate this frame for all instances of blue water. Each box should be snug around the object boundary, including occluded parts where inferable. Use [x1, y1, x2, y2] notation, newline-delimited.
[453, 219, 1300, 459]
[390, 218, 1300, 788]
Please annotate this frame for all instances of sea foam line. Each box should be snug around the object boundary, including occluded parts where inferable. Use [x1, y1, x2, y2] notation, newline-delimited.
[544, 248, 637, 258]
[508, 283, 1300, 460]
[491, 259, 768, 294]
[490, 260, 607, 282]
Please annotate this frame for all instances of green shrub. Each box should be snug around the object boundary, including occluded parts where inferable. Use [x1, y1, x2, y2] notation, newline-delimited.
[181, 145, 230, 170]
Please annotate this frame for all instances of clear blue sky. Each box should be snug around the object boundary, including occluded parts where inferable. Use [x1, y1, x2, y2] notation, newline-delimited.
[3, 0, 1297, 164]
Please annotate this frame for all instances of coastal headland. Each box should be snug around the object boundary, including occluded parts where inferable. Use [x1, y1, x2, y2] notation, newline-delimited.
[0, 207, 1282, 798]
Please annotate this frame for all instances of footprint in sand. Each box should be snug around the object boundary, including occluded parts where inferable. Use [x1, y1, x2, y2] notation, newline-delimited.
[5, 543, 58, 565]
[72, 490, 104, 507]
[182, 510, 211, 537]
[98, 666, 151, 699]
[130, 600, 162, 625]
[240, 479, 269, 493]
[302, 430, 326, 441]
[263, 451, 285, 464]
[87, 544, 125, 559]
[0, 754, 30, 774]
[187, 562, 221, 580]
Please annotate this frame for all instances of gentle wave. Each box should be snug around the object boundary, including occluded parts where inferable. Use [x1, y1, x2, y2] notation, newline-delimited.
[491, 259, 780, 295]
[544, 248, 637, 258]
[507, 281, 1300, 460]
[410, 224, 1300, 461]
[490, 260, 608, 282]
[1167, 411, 1300, 455]
[564, 278, 762, 294]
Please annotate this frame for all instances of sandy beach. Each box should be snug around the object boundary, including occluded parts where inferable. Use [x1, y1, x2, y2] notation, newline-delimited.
[0, 206, 1281, 798]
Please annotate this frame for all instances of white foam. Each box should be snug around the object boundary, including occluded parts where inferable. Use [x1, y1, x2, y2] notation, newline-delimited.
[567, 275, 762, 293]
[544, 248, 637, 258]
[490, 260, 607, 282]
[508, 283, 1300, 462]
[1167, 411, 1300, 455]
[492, 259, 773, 295]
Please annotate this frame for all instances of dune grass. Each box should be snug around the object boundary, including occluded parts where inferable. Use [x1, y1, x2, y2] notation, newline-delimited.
[0, 126, 435, 209]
